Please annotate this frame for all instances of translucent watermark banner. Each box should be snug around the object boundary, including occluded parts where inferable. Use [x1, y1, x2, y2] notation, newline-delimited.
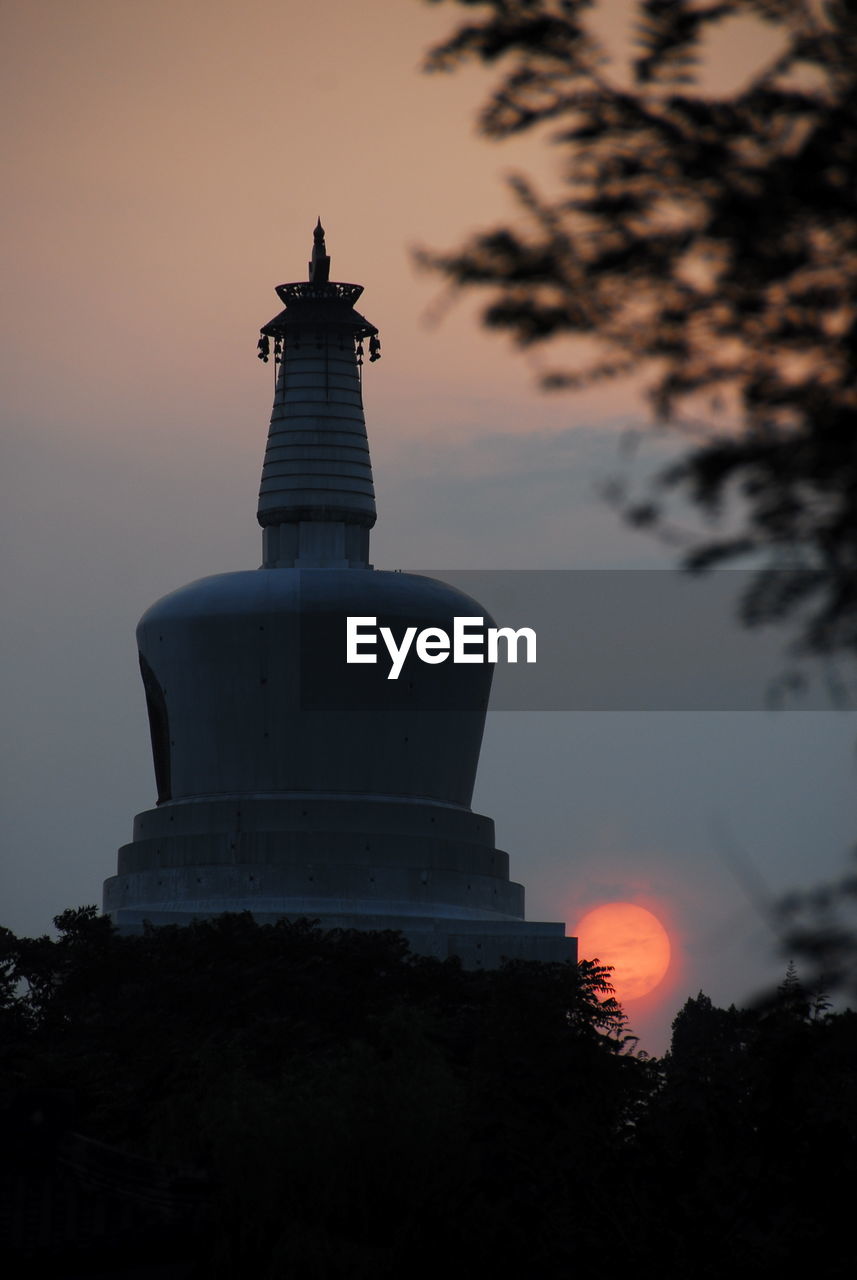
[297, 570, 847, 711]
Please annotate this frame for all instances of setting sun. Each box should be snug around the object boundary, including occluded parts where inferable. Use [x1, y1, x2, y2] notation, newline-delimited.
[576, 903, 671, 1002]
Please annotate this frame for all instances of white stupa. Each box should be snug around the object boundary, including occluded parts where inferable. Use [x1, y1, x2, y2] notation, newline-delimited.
[103, 223, 575, 967]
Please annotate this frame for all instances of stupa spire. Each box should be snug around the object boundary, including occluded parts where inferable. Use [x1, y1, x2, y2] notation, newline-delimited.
[255, 221, 381, 568]
[308, 217, 330, 283]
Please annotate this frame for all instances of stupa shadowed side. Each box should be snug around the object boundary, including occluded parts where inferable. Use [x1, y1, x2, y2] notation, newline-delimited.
[103, 224, 574, 967]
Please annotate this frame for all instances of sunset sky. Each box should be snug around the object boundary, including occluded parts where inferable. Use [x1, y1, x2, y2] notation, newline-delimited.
[3, 0, 855, 1052]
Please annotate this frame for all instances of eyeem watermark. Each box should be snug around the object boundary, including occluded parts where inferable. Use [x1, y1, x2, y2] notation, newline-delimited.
[347, 616, 537, 680]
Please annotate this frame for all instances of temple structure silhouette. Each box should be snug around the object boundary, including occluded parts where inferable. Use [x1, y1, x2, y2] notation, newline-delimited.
[103, 223, 574, 966]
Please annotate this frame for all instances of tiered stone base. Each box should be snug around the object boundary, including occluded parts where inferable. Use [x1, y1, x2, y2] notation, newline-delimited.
[104, 794, 575, 967]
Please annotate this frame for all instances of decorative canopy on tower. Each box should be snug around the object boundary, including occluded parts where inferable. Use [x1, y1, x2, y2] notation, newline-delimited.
[257, 219, 381, 360]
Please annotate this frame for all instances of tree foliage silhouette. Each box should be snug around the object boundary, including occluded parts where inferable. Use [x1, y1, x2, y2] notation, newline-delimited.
[0, 912, 644, 1276]
[3, 914, 857, 1276]
[634, 983, 857, 1273]
[420, 0, 857, 657]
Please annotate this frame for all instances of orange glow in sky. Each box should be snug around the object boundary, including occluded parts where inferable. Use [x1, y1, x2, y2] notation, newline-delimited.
[576, 902, 672, 1002]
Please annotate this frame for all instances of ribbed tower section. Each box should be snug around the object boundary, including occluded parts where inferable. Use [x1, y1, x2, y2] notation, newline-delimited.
[257, 219, 380, 569]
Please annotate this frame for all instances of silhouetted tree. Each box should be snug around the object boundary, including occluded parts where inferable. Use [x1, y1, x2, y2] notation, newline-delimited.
[0, 911, 649, 1276]
[776, 957, 810, 1017]
[4, 910, 857, 1275]
[420, 0, 857, 658]
[631, 985, 857, 1276]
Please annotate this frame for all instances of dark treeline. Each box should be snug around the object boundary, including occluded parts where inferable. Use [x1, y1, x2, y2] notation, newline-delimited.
[1, 908, 855, 1278]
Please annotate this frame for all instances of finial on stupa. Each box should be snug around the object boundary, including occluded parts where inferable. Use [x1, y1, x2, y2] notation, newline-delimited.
[308, 217, 330, 284]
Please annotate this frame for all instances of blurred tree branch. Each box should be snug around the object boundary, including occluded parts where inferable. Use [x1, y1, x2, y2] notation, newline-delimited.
[419, 0, 857, 658]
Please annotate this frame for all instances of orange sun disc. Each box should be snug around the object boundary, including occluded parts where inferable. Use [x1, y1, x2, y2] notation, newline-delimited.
[575, 902, 671, 1001]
